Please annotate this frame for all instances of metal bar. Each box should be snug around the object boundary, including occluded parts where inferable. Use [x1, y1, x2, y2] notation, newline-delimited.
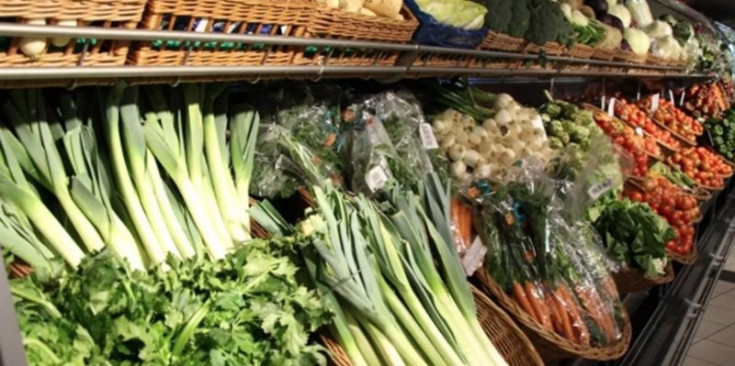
[0, 65, 712, 82]
[0, 23, 684, 71]
[410, 66, 715, 79]
[0, 66, 406, 80]
[0, 65, 712, 81]
[0, 22, 418, 52]
[0, 260, 27, 366]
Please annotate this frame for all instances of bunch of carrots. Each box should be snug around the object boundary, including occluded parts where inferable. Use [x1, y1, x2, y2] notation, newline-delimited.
[451, 197, 474, 253]
[475, 181, 624, 346]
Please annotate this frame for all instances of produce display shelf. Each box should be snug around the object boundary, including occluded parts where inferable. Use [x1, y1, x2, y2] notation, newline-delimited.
[571, 178, 735, 366]
[0, 22, 714, 86]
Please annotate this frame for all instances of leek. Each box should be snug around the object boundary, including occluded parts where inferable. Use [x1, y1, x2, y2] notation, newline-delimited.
[104, 83, 167, 266]
[3, 90, 106, 254]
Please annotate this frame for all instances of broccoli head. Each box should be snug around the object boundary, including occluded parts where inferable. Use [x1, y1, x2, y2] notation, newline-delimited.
[548, 120, 565, 136]
[483, 0, 513, 33]
[560, 102, 579, 119]
[548, 136, 564, 149]
[541, 102, 562, 118]
[558, 131, 571, 144]
[507, 0, 531, 38]
[713, 125, 725, 136]
[525, 0, 574, 47]
[569, 125, 591, 143]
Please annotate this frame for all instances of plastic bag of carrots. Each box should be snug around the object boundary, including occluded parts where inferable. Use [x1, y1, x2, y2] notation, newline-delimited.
[473, 163, 626, 347]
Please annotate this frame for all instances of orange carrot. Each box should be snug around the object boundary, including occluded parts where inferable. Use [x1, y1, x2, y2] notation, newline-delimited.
[525, 282, 553, 331]
[557, 285, 590, 345]
[551, 289, 576, 342]
[512, 282, 539, 322]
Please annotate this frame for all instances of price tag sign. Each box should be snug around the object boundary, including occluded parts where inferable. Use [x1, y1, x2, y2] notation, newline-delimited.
[588, 179, 614, 200]
[418, 123, 439, 150]
[462, 236, 488, 277]
[635, 127, 644, 136]
[366, 166, 389, 192]
[601, 95, 606, 110]
[651, 94, 660, 112]
[530, 115, 548, 140]
[607, 97, 616, 117]
[680, 91, 686, 107]
[669, 90, 675, 104]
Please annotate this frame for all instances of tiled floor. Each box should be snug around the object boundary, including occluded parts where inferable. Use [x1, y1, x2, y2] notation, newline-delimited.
[684, 279, 735, 365]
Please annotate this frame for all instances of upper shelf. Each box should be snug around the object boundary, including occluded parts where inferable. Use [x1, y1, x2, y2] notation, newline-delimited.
[0, 22, 716, 87]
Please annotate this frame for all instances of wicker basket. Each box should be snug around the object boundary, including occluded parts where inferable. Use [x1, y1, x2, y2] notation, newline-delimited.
[613, 262, 675, 294]
[131, 0, 313, 67]
[293, 4, 418, 67]
[481, 31, 526, 52]
[524, 42, 564, 56]
[475, 269, 632, 362]
[615, 50, 647, 64]
[566, 44, 595, 59]
[320, 285, 544, 366]
[668, 246, 698, 265]
[0, 0, 145, 67]
[647, 55, 669, 66]
[592, 48, 616, 61]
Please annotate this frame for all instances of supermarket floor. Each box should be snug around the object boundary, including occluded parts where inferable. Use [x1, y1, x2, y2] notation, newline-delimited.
[684, 255, 735, 366]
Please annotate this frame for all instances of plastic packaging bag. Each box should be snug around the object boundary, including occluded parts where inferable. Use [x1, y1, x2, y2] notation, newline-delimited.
[342, 90, 441, 194]
[474, 161, 625, 346]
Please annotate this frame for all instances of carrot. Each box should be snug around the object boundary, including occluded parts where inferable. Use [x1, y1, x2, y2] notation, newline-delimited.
[557, 285, 590, 345]
[525, 282, 553, 331]
[512, 282, 539, 322]
[543, 289, 563, 334]
[575, 286, 614, 343]
[550, 289, 575, 342]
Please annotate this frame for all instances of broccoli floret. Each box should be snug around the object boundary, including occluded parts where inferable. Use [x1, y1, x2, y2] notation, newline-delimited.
[714, 136, 725, 146]
[569, 125, 590, 143]
[483, 0, 513, 33]
[548, 136, 564, 149]
[541, 102, 562, 118]
[548, 120, 565, 136]
[525, 0, 574, 47]
[574, 110, 594, 126]
[713, 125, 725, 136]
[507, 0, 530, 38]
[560, 102, 579, 119]
[558, 132, 571, 144]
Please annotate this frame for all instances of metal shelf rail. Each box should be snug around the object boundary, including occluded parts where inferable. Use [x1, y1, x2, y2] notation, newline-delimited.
[0, 23, 716, 85]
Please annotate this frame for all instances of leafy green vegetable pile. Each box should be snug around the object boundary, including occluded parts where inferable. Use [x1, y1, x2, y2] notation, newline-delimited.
[12, 240, 329, 366]
[594, 198, 675, 278]
[541, 98, 597, 151]
[704, 109, 735, 161]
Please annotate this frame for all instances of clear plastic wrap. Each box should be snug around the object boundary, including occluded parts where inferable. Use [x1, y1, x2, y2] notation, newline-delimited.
[248, 84, 344, 198]
[342, 90, 442, 194]
[474, 161, 625, 346]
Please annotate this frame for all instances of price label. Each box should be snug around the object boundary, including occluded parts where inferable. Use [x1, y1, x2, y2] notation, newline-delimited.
[607, 97, 616, 117]
[462, 236, 488, 277]
[588, 179, 614, 200]
[193, 19, 209, 32]
[635, 127, 644, 136]
[601, 95, 606, 110]
[669, 90, 675, 104]
[531, 116, 548, 140]
[680, 91, 686, 107]
[366, 166, 389, 192]
[651, 94, 660, 112]
[418, 123, 439, 150]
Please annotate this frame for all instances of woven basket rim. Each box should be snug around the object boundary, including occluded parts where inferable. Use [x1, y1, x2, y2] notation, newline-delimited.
[668, 245, 698, 265]
[475, 269, 632, 361]
[613, 262, 675, 294]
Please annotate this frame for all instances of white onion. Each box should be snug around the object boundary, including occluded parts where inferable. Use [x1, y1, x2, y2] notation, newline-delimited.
[51, 19, 77, 47]
[482, 118, 497, 131]
[463, 149, 481, 167]
[448, 144, 466, 162]
[494, 110, 512, 125]
[440, 134, 456, 150]
[455, 131, 469, 145]
[495, 93, 514, 109]
[20, 19, 47, 59]
[451, 161, 467, 177]
[433, 118, 451, 132]
[469, 133, 483, 146]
